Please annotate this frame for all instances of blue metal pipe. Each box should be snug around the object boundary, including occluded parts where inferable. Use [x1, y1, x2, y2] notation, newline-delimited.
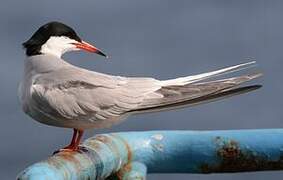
[18, 129, 283, 179]
[109, 161, 147, 180]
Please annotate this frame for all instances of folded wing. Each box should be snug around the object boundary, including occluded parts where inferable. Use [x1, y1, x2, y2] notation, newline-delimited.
[31, 62, 261, 127]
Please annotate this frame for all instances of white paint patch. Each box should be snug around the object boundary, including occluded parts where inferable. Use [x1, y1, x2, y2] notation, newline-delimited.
[142, 140, 151, 148]
[116, 158, 123, 171]
[151, 134, 163, 141]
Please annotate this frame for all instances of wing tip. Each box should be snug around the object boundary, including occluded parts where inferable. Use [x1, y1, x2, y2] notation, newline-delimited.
[233, 60, 257, 69]
[247, 72, 263, 80]
[222, 84, 262, 95]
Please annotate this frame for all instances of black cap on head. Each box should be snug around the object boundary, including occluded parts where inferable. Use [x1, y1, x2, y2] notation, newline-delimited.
[23, 21, 82, 56]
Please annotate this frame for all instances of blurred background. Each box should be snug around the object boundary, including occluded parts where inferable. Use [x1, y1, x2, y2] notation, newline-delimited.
[1, 0, 283, 179]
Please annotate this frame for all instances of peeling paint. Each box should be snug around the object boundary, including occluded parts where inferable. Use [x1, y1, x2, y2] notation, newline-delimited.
[151, 134, 164, 152]
[153, 144, 164, 152]
[151, 134, 163, 141]
[141, 139, 151, 148]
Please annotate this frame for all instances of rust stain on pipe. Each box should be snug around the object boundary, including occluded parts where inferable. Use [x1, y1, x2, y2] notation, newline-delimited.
[95, 135, 121, 160]
[107, 134, 134, 180]
[115, 163, 133, 180]
[200, 137, 283, 173]
[110, 134, 133, 163]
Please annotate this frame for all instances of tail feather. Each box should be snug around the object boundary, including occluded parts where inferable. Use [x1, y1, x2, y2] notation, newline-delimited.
[129, 62, 262, 114]
[161, 61, 256, 86]
[130, 85, 261, 114]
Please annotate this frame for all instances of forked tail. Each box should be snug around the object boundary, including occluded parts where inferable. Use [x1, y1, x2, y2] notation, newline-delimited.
[131, 62, 262, 113]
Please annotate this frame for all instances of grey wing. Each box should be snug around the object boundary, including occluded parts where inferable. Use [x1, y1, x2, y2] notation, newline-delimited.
[31, 68, 162, 128]
[31, 62, 261, 128]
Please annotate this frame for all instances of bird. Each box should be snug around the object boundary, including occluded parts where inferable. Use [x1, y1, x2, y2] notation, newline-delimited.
[19, 21, 262, 152]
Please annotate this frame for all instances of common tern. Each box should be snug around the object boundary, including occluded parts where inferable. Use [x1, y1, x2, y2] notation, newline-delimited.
[19, 21, 262, 152]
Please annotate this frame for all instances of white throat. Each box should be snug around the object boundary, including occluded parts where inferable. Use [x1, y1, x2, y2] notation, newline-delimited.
[40, 36, 78, 58]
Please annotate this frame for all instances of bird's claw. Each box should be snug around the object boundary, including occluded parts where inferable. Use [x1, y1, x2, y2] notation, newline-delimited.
[52, 147, 80, 155]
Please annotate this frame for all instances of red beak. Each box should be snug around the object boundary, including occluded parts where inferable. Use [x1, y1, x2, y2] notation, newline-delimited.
[73, 41, 108, 58]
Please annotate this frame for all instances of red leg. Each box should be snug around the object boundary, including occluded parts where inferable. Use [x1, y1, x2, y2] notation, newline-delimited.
[53, 129, 84, 154]
[62, 129, 78, 149]
[74, 130, 84, 148]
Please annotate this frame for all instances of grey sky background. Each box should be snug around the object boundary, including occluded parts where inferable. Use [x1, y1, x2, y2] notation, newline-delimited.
[0, 0, 283, 179]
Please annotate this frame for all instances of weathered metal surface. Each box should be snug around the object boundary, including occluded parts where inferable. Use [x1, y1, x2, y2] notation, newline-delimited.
[200, 137, 283, 173]
[18, 129, 283, 180]
[107, 161, 147, 180]
[120, 162, 147, 180]
[18, 134, 131, 180]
